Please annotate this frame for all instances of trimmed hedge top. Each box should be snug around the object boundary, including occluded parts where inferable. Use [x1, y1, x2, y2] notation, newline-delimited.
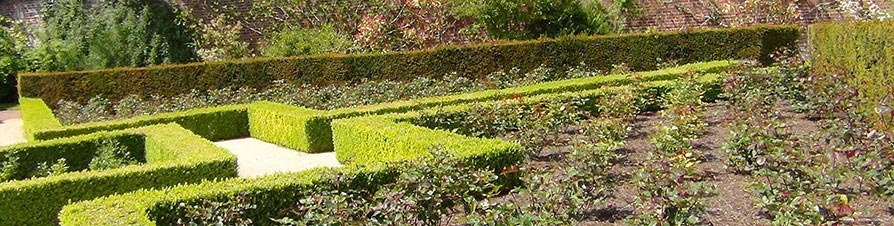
[19, 25, 799, 106]
[21, 100, 250, 142]
[0, 124, 238, 225]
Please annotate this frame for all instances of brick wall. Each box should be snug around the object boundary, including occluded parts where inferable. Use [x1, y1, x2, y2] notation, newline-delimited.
[623, 0, 891, 31]
[0, 0, 43, 30]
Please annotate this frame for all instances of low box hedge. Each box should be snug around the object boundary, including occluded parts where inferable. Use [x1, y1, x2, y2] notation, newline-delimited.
[20, 101, 250, 142]
[248, 61, 735, 153]
[20, 98, 63, 140]
[19, 25, 798, 106]
[56, 68, 734, 226]
[247, 102, 332, 154]
[810, 20, 894, 129]
[331, 116, 524, 170]
[58, 116, 523, 225]
[59, 167, 386, 225]
[0, 124, 238, 226]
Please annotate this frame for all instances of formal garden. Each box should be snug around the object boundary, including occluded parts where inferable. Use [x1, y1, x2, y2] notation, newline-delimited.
[0, 0, 893, 226]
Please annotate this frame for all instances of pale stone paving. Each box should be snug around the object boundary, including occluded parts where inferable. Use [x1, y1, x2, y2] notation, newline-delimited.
[214, 138, 342, 178]
[0, 111, 26, 147]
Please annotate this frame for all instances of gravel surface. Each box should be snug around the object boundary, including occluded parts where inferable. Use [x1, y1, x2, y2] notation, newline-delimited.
[0, 110, 25, 147]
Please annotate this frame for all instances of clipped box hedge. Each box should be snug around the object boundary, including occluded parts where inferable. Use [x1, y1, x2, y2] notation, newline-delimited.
[249, 61, 735, 153]
[56, 66, 736, 226]
[0, 124, 238, 226]
[59, 116, 523, 226]
[20, 100, 250, 142]
[810, 21, 894, 128]
[20, 98, 63, 140]
[19, 25, 798, 106]
[331, 116, 523, 170]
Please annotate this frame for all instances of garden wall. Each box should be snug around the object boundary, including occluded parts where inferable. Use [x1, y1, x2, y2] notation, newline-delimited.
[17, 25, 799, 106]
[809, 20, 894, 126]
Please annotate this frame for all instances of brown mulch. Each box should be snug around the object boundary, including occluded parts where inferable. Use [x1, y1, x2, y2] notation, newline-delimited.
[458, 101, 894, 225]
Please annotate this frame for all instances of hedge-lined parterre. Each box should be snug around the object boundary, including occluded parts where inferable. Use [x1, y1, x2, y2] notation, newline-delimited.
[56, 67, 739, 226]
[59, 114, 525, 226]
[22, 61, 735, 154]
[249, 61, 736, 153]
[0, 124, 237, 226]
[18, 25, 798, 106]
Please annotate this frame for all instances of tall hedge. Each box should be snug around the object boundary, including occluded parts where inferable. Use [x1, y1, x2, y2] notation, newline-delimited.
[19, 25, 799, 106]
[809, 21, 893, 127]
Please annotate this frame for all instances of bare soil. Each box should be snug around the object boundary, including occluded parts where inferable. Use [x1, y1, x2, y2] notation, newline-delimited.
[493, 102, 894, 225]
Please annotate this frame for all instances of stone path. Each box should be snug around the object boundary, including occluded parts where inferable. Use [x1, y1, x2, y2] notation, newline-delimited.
[0, 110, 26, 147]
[214, 138, 342, 178]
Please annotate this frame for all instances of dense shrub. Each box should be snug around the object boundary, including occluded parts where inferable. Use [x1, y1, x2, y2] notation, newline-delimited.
[261, 25, 353, 58]
[195, 14, 250, 61]
[452, 0, 632, 39]
[28, 0, 197, 72]
[247, 0, 477, 52]
[19, 25, 798, 106]
[0, 17, 28, 102]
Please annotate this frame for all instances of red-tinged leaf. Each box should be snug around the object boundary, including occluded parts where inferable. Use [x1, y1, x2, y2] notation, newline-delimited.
[500, 165, 519, 175]
[846, 150, 857, 159]
[835, 204, 854, 216]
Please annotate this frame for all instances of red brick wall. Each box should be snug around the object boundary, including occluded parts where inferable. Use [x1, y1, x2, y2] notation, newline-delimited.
[0, 0, 43, 30]
[625, 0, 891, 31]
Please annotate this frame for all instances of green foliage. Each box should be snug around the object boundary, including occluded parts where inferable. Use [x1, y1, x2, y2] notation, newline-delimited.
[21, 100, 249, 142]
[18, 25, 796, 106]
[19, 98, 62, 141]
[810, 20, 894, 131]
[29, 0, 197, 72]
[57, 119, 524, 226]
[22, 61, 729, 157]
[88, 139, 139, 171]
[0, 17, 28, 102]
[0, 124, 237, 226]
[51, 61, 729, 125]
[718, 60, 885, 225]
[174, 192, 255, 226]
[248, 102, 332, 153]
[246, 0, 470, 52]
[0, 133, 144, 183]
[273, 149, 501, 225]
[452, 0, 614, 39]
[331, 116, 524, 171]
[633, 76, 715, 225]
[196, 14, 250, 61]
[261, 25, 352, 57]
[32, 158, 69, 178]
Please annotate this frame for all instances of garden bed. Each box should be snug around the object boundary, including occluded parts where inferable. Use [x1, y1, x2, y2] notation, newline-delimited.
[60, 63, 894, 225]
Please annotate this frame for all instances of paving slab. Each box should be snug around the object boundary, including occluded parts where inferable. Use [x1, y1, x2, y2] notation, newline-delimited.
[214, 138, 342, 178]
[0, 110, 25, 147]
